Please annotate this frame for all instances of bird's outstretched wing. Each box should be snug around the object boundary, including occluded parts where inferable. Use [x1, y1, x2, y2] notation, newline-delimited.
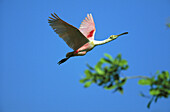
[79, 14, 96, 40]
[48, 13, 89, 51]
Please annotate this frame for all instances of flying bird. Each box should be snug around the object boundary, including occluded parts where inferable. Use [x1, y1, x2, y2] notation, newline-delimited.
[48, 13, 128, 64]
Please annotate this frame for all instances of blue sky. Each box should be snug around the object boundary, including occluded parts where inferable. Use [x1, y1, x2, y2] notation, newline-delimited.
[1, 0, 170, 112]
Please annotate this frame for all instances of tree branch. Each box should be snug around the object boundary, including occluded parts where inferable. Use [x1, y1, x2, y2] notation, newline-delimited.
[125, 75, 150, 79]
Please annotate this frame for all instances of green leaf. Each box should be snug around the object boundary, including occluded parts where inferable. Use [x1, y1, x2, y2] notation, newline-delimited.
[84, 81, 92, 88]
[103, 76, 111, 83]
[118, 78, 127, 87]
[155, 96, 159, 103]
[100, 58, 111, 64]
[150, 77, 155, 83]
[139, 92, 147, 98]
[113, 59, 119, 65]
[138, 79, 151, 85]
[95, 61, 103, 69]
[104, 53, 114, 62]
[94, 61, 105, 75]
[84, 70, 92, 78]
[118, 87, 123, 94]
[163, 81, 170, 88]
[104, 85, 117, 90]
[158, 71, 168, 80]
[147, 97, 154, 108]
[104, 66, 109, 73]
[79, 78, 89, 83]
[156, 70, 160, 75]
[149, 89, 160, 95]
[164, 71, 169, 79]
[167, 89, 170, 94]
[153, 80, 161, 85]
[119, 59, 128, 66]
[139, 92, 145, 97]
[121, 65, 129, 70]
[116, 54, 122, 61]
[167, 23, 170, 28]
[86, 64, 94, 71]
[95, 67, 104, 75]
[98, 80, 104, 86]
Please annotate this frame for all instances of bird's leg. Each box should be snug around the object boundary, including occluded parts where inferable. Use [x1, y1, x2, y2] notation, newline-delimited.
[66, 51, 75, 57]
[66, 50, 87, 57]
[58, 51, 87, 65]
[58, 50, 87, 65]
[74, 51, 87, 56]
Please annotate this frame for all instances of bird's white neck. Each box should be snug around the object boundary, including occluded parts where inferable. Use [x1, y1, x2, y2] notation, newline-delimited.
[93, 32, 128, 46]
[93, 35, 118, 46]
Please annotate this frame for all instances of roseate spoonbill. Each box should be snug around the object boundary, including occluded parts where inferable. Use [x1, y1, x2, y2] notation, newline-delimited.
[48, 13, 128, 64]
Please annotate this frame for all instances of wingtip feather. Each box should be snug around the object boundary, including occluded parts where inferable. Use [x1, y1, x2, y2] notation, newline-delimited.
[87, 14, 90, 20]
[54, 13, 60, 18]
[51, 13, 57, 19]
[49, 17, 55, 20]
[48, 13, 61, 21]
[89, 13, 92, 21]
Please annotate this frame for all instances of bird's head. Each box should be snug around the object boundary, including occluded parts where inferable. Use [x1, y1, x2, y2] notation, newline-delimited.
[109, 32, 128, 40]
[109, 35, 118, 40]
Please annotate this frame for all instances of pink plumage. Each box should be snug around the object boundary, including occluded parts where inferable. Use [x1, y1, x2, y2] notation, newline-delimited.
[79, 14, 96, 40]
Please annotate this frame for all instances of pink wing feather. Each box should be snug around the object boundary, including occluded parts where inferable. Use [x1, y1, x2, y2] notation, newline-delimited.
[79, 14, 96, 40]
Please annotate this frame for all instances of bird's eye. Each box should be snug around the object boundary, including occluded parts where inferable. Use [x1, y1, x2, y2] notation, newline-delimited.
[110, 35, 114, 39]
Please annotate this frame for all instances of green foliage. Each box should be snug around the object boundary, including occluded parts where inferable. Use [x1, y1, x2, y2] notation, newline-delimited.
[138, 71, 170, 108]
[167, 23, 170, 28]
[80, 53, 170, 109]
[84, 81, 92, 88]
[80, 53, 128, 94]
[138, 78, 152, 85]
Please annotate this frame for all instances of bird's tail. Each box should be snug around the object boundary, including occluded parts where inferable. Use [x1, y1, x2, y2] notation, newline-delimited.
[58, 57, 70, 65]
